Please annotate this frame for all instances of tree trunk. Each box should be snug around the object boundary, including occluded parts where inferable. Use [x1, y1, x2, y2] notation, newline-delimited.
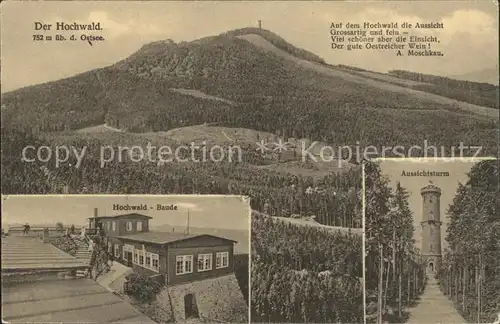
[378, 244, 383, 324]
[416, 268, 419, 294]
[477, 256, 481, 324]
[407, 263, 411, 304]
[384, 258, 390, 310]
[413, 268, 417, 295]
[398, 255, 402, 318]
[392, 231, 396, 282]
[463, 266, 467, 313]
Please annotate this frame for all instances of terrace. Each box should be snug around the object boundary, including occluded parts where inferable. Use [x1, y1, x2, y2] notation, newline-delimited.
[1, 234, 155, 323]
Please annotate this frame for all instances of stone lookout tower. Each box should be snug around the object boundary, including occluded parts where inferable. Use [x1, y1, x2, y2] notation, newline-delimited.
[420, 183, 442, 274]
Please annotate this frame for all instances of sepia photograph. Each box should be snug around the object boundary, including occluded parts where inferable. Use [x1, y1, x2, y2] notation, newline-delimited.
[1, 195, 250, 323]
[0, 1, 499, 324]
[364, 158, 499, 324]
[1, 1, 498, 196]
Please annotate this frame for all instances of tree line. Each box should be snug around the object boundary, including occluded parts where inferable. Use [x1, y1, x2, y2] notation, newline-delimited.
[388, 69, 499, 109]
[437, 160, 499, 323]
[364, 161, 426, 323]
[1, 128, 362, 228]
[251, 211, 363, 323]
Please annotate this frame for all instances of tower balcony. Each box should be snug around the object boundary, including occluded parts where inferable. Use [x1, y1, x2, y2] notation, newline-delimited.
[420, 220, 442, 226]
[420, 184, 442, 196]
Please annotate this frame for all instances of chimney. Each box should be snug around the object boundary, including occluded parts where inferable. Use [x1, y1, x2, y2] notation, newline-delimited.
[94, 208, 98, 218]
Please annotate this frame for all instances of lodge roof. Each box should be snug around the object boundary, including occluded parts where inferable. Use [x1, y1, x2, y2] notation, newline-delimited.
[115, 231, 237, 245]
[87, 213, 153, 220]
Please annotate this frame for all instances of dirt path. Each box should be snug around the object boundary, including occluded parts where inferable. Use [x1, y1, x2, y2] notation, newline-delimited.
[407, 276, 466, 324]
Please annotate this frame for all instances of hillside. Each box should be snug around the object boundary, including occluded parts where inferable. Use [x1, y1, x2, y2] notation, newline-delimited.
[1, 28, 498, 157]
[223, 28, 325, 64]
[251, 210, 363, 323]
[388, 69, 499, 109]
[451, 67, 499, 86]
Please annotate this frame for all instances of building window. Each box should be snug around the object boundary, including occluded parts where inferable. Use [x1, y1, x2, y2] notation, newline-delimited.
[112, 221, 116, 231]
[139, 251, 144, 266]
[108, 242, 112, 253]
[216, 252, 229, 269]
[132, 249, 159, 272]
[114, 244, 120, 258]
[133, 250, 139, 264]
[198, 254, 212, 272]
[152, 254, 159, 272]
[126, 221, 133, 232]
[123, 244, 133, 261]
[176, 255, 193, 275]
[137, 221, 143, 231]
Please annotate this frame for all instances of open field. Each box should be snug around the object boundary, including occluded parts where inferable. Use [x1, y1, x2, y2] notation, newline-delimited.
[169, 88, 236, 105]
[143, 124, 275, 146]
[75, 124, 123, 133]
[254, 160, 354, 178]
[272, 215, 362, 236]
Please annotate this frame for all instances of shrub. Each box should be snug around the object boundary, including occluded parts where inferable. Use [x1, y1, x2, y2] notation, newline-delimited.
[126, 273, 162, 303]
[52, 236, 77, 256]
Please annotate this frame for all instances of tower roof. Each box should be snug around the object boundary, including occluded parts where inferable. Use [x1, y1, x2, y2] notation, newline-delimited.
[421, 183, 441, 195]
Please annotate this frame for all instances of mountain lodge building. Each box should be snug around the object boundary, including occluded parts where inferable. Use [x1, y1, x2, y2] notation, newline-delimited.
[86, 209, 237, 285]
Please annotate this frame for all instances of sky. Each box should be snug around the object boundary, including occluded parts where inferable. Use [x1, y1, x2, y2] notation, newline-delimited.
[377, 158, 495, 252]
[1, 195, 250, 231]
[1, 1, 498, 92]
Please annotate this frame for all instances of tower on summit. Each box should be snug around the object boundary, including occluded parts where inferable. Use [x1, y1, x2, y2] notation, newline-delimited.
[258, 20, 262, 29]
[420, 183, 442, 274]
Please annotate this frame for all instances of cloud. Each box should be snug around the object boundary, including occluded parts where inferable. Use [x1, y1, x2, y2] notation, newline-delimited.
[177, 202, 203, 211]
[319, 6, 497, 75]
[439, 9, 496, 44]
[52, 11, 163, 39]
[338, 7, 496, 44]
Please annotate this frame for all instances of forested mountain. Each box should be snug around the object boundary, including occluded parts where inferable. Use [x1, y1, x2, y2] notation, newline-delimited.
[1, 28, 498, 156]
